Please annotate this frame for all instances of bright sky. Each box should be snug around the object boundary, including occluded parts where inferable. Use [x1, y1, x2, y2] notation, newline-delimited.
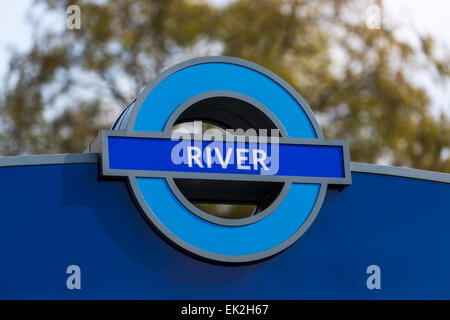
[0, 0, 33, 72]
[384, 0, 450, 43]
[0, 0, 448, 114]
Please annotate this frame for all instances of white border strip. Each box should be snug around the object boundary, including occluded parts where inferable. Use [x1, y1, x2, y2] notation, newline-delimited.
[0, 153, 448, 184]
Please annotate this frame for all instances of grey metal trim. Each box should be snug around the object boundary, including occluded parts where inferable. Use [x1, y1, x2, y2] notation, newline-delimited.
[100, 130, 352, 186]
[1, 153, 447, 186]
[128, 174, 328, 263]
[125, 56, 325, 140]
[162, 90, 288, 137]
[107, 171, 346, 184]
[166, 178, 291, 227]
[0, 153, 99, 168]
[351, 162, 450, 184]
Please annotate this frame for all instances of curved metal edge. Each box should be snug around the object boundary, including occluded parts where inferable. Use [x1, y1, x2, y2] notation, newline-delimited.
[165, 177, 292, 227]
[351, 162, 450, 184]
[125, 56, 325, 139]
[162, 90, 290, 226]
[162, 90, 288, 136]
[0, 153, 99, 167]
[128, 174, 327, 263]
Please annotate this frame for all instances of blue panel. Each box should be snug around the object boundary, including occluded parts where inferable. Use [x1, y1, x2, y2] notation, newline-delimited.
[108, 136, 345, 178]
[1, 163, 450, 299]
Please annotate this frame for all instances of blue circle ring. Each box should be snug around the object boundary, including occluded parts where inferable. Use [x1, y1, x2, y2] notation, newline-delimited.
[126, 57, 327, 263]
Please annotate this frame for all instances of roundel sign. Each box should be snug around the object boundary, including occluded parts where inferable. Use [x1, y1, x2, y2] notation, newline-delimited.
[101, 57, 351, 263]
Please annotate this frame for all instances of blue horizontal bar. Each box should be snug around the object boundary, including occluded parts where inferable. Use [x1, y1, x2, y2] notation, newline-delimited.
[107, 136, 345, 179]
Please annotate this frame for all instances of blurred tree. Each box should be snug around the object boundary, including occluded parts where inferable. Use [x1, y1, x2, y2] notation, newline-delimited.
[0, 0, 448, 172]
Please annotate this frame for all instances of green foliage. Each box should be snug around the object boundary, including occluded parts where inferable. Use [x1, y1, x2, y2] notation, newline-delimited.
[0, 0, 449, 172]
